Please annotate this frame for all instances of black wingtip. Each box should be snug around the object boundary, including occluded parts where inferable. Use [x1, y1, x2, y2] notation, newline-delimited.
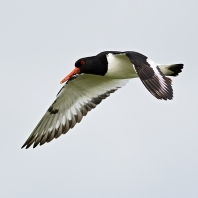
[21, 143, 26, 149]
[21, 142, 34, 149]
[21, 145, 27, 149]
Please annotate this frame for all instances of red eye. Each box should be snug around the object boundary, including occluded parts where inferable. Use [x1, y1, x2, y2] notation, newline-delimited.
[81, 60, 85, 65]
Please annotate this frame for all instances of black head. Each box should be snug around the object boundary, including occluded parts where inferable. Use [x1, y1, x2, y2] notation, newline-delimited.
[75, 55, 108, 76]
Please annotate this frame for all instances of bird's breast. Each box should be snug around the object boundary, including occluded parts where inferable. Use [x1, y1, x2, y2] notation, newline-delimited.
[105, 53, 138, 79]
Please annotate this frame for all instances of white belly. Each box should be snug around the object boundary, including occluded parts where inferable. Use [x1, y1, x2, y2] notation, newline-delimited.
[105, 53, 138, 79]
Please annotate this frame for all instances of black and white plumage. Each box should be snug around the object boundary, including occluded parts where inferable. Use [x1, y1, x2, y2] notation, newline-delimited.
[22, 51, 183, 148]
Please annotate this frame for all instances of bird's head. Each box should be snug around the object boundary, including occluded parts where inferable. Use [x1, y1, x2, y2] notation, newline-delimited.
[60, 56, 108, 84]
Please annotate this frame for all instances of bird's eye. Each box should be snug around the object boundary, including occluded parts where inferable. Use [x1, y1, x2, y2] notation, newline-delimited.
[81, 60, 85, 65]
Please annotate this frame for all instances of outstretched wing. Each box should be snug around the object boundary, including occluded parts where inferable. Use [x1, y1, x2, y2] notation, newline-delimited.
[125, 51, 173, 100]
[22, 74, 128, 149]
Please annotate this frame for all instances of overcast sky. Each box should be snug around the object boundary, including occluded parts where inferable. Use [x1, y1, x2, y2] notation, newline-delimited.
[1, 0, 198, 197]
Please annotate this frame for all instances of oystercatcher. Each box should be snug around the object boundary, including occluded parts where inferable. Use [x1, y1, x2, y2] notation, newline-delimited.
[22, 51, 183, 148]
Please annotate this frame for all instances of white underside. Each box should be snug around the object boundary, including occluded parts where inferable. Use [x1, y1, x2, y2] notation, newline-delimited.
[106, 53, 138, 79]
[105, 53, 176, 79]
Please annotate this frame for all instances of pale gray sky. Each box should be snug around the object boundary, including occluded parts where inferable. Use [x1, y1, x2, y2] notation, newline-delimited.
[1, 0, 198, 197]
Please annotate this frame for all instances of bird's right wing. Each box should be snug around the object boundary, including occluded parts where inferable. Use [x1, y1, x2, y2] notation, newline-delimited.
[22, 74, 128, 149]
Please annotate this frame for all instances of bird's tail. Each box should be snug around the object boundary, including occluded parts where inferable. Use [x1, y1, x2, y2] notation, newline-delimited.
[159, 64, 184, 77]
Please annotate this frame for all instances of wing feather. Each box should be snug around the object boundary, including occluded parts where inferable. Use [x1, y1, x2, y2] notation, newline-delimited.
[22, 74, 128, 148]
[125, 51, 173, 100]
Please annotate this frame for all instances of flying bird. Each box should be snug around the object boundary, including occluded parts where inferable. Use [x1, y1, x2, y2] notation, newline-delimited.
[22, 51, 183, 149]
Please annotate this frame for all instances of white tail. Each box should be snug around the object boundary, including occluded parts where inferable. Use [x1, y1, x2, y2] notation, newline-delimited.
[159, 64, 184, 76]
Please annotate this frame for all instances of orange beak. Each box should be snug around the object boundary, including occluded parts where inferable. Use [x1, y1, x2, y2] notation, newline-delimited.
[60, 67, 80, 84]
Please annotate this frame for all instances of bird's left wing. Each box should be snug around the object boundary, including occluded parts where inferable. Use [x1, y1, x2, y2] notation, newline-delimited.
[22, 74, 128, 149]
[125, 51, 173, 100]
